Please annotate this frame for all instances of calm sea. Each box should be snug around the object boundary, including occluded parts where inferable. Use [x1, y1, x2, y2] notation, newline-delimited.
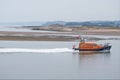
[0, 40, 120, 79]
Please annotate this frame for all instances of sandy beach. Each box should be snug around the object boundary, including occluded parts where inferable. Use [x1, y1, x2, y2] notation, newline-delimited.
[0, 27, 120, 41]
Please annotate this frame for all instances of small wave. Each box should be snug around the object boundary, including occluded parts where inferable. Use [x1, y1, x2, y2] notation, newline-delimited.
[0, 48, 73, 53]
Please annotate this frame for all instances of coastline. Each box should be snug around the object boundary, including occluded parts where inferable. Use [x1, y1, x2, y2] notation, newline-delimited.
[0, 29, 120, 41]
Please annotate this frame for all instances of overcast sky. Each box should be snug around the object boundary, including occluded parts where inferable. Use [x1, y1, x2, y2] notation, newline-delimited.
[0, 0, 120, 22]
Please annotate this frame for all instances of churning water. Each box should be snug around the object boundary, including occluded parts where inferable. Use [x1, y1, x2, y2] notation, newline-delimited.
[0, 48, 73, 53]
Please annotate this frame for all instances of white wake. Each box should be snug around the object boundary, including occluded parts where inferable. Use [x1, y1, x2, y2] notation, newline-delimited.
[0, 48, 74, 53]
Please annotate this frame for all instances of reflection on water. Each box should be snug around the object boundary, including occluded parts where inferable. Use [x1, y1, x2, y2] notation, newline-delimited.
[73, 52, 111, 67]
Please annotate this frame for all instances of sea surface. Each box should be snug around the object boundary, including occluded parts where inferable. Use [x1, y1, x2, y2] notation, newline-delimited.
[0, 40, 120, 79]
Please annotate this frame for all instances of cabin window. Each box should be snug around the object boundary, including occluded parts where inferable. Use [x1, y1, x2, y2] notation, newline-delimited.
[86, 44, 97, 46]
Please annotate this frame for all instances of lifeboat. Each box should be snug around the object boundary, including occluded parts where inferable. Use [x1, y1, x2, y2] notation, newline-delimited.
[73, 37, 112, 53]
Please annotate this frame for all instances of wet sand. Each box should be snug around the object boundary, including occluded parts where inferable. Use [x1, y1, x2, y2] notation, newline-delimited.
[0, 35, 77, 41]
[74, 29, 120, 36]
[0, 29, 120, 41]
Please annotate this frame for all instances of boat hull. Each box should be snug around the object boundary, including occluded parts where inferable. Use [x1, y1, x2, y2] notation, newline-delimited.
[73, 45, 111, 53]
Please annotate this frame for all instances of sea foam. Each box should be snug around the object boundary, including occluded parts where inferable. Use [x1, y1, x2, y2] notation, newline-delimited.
[0, 48, 74, 53]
